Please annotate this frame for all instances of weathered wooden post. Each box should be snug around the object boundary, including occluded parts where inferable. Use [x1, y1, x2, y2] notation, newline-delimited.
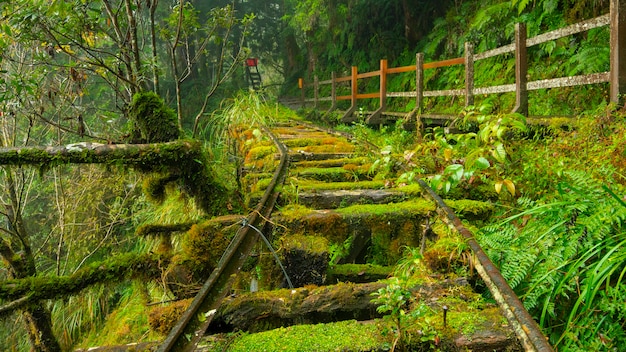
[512, 23, 528, 116]
[340, 66, 359, 122]
[330, 72, 337, 111]
[465, 42, 475, 107]
[314, 75, 319, 109]
[611, 0, 626, 106]
[351, 65, 358, 107]
[298, 78, 305, 108]
[379, 59, 388, 114]
[416, 53, 424, 111]
[367, 59, 388, 124]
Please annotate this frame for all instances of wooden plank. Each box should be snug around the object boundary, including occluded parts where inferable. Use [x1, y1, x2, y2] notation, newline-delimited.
[335, 76, 352, 83]
[387, 65, 416, 74]
[319, 79, 333, 84]
[423, 88, 466, 97]
[318, 97, 333, 101]
[423, 57, 465, 69]
[387, 92, 417, 98]
[357, 70, 380, 79]
[527, 14, 610, 47]
[527, 72, 610, 90]
[356, 92, 380, 99]
[336, 95, 352, 101]
[473, 84, 516, 95]
[474, 44, 516, 60]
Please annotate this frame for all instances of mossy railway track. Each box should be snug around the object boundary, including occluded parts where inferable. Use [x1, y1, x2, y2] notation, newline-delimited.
[159, 120, 552, 352]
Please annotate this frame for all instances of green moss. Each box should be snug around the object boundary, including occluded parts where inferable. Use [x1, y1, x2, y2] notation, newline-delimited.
[295, 180, 387, 191]
[227, 319, 388, 352]
[148, 299, 192, 335]
[281, 234, 329, 255]
[180, 220, 235, 278]
[393, 183, 422, 196]
[278, 204, 315, 219]
[327, 264, 393, 283]
[294, 157, 370, 168]
[444, 199, 494, 220]
[128, 91, 180, 143]
[335, 199, 434, 217]
[295, 166, 370, 182]
[245, 145, 276, 162]
[142, 173, 179, 204]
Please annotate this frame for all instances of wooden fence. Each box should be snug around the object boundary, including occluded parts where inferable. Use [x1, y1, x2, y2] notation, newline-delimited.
[298, 0, 626, 125]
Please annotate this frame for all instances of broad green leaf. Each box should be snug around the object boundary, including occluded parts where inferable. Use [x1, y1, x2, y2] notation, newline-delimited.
[474, 157, 490, 170]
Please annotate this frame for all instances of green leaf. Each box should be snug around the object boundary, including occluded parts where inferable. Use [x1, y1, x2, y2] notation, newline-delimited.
[474, 157, 490, 170]
[492, 143, 507, 163]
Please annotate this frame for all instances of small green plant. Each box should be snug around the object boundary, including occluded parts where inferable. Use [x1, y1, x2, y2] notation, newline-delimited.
[328, 236, 352, 267]
[371, 247, 438, 351]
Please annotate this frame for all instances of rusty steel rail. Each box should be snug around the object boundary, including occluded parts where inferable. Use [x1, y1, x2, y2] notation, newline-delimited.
[417, 179, 554, 352]
[158, 125, 290, 352]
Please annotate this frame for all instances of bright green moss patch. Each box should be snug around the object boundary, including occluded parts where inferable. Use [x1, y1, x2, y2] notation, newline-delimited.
[393, 183, 422, 196]
[294, 157, 370, 168]
[444, 199, 494, 220]
[296, 180, 387, 191]
[227, 320, 387, 352]
[295, 166, 371, 182]
[335, 199, 434, 217]
[245, 145, 276, 162]
[278, 204, 315, 218]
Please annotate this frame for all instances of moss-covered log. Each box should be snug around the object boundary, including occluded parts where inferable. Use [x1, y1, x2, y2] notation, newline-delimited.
[0, 140, 230, 214]
[209, 277, 471, 333]
[0, 253, 168, 315]
[0, 141, 199, 169]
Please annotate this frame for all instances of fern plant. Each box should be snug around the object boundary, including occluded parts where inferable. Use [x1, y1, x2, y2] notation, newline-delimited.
[479, 170, 626, 349]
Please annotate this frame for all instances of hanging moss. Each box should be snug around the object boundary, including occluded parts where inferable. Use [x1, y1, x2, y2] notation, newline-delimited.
[142, 173, 180, 204]
[128, 91, 180, 143]
[0, 253, 168, 305]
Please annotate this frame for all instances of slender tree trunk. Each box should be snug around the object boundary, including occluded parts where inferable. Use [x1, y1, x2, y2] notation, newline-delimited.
[2, 171, 61, 351]
[124, 0, 142, 93]
[149, 0, 160, 94]
[23, 307, 62, 352]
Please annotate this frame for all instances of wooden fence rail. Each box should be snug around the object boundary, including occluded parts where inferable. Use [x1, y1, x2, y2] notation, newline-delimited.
[298, 0, 626, 125]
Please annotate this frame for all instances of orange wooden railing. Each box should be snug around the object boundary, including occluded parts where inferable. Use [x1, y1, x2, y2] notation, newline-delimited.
[298, 0, 626, 125]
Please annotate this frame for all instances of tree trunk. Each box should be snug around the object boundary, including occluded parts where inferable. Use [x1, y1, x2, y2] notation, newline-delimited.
[23, 306, 62, 352]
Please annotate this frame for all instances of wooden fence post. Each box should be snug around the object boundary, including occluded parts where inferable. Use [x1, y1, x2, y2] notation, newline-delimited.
[380, 59, 388, 113]
[416, 53, 424, 111]
[314, 75, 319, 109]
[512, 23, 528, 116]
[298, 78, 305, 108]
[465, 42, 475, 107]
[611, 0, 626, 106]
[330, 72, 337, 111]
[340, 66, 359, 122]
[367, 59, 388, 124]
